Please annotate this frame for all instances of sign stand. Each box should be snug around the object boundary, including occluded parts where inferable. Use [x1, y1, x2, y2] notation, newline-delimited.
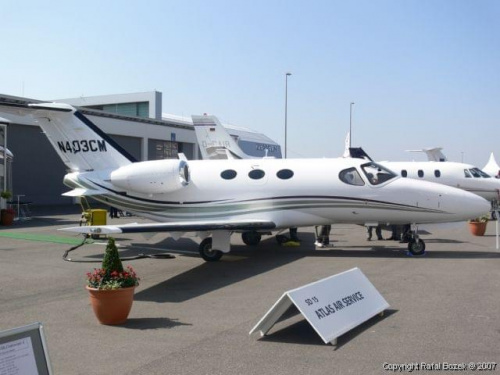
[496, 210, 499, 250]
[250, 268, 389, 345]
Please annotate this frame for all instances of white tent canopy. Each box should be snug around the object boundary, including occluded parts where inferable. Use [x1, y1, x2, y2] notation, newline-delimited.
[483, 153, 500, 177]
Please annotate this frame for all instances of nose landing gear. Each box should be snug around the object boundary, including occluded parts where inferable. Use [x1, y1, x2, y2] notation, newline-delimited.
[199, 238, 223, 262]
[407, 224, 426, 256]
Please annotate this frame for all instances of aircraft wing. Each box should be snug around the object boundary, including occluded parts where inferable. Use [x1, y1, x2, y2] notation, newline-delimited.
[59, 219, 276, 235]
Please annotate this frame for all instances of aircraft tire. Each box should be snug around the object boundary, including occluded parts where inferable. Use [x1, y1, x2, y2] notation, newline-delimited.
[408, 239, 426, 256]
[275, 234, 289, 244]
[242, 231, 262, 246]
[199, 238, 223, 262]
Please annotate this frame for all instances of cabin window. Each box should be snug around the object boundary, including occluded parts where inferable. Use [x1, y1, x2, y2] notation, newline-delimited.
[339, 168, 365, 186]
[401, 170, 407, 178]
[434, 170, 441, 178]
[464, 169, 472, 178]
[248, 169, 265, 180]
[277, 169, 294, 180]
[221, 169, 237, 180]
[360, 162, 397, 185]
[418, 170, 424, 178]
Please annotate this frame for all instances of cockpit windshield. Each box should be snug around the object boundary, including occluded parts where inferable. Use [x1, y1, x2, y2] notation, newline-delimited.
[361, 162, 397, 185]
[465, 168, 491, 178]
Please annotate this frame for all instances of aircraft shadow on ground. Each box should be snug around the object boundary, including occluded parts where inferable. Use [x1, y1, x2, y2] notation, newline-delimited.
[308, 247, 500, 259]
[97, 232, 499, 304]
[258, 307, 398, 348]
[134, 237, 307, 304]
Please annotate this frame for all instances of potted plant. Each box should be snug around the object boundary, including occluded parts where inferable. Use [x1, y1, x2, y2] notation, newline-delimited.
[0, 190, 12, 210]
[85, 237, 140, 325]
[468, 214, 489, 236]
[1, 207, 15, 226]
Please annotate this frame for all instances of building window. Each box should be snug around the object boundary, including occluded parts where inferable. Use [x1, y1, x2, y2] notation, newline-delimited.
[418, 170, 424, 178]
[155, 141, 178, 159]
[89, 102, 150, 118]
[277, 169, 294, 180]
[434, 170, 441, 178]
[249, 169, 265, 180]
[221, 170, 237, 180]
[401, 170, 407, 178]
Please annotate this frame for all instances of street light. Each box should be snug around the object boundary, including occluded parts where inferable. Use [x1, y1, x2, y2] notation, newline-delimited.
[284, 72, 292, 159]
[349, 102, 355, 147]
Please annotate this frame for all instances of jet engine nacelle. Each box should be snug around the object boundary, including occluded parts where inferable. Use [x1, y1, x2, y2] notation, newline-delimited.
[110, 159, 190, 195]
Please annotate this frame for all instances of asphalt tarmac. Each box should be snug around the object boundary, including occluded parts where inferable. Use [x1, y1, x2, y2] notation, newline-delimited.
[0, 207, 499, 374]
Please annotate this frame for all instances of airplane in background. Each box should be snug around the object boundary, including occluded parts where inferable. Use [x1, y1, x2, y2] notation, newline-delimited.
[378, 159, 500, 207]
[406, 147, 447, 162]
[0, 103, 490, 259]
[340, 137, 500, 208]
[192, 115, 275, 160]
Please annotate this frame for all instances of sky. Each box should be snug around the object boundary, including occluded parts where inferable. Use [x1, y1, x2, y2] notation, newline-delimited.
[1, 0, 499, 167]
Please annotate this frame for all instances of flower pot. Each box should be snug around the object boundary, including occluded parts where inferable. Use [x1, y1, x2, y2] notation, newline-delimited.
[468, 221, 487, 236]
[1, 209, 15, 226]
[86, 286, 135, 325]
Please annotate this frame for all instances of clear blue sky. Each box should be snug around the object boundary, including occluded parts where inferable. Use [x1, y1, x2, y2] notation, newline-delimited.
[2, 0, 499, 167]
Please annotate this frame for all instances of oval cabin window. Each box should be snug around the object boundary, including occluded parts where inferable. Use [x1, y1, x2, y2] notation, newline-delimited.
[434, 170, 441, 178]
[401, 170, 408, 178]
[221, 169, 237, 180]
[248, 169, 265, 180]
[277, 169, 294, 180]
[418, 170, 424, 178]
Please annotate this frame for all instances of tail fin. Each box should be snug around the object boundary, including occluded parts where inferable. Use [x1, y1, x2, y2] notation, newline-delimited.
[342, 132, 351, 158]
[20, 103, 134, 171]
[406, 147, 447, 162]
[192, 115, 251, 160]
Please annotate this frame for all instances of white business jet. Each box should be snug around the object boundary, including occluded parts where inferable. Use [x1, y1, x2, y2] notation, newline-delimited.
[376, 149, 500, 207]
[0, 103, 490, 259]
[338, 135, 500, 207]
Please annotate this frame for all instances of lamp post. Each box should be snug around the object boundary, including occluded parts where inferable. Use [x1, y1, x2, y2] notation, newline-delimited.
[349, 102, 355, 147]
[284, 72, 292, 159]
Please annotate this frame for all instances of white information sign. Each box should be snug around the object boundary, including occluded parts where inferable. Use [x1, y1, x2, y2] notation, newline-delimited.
[0, 337, 38, 375]
[0, 323, 52, 375]
[250, 267, 390, 345]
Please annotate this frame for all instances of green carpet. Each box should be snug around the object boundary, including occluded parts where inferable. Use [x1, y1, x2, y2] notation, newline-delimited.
[0, 232, 90, 245]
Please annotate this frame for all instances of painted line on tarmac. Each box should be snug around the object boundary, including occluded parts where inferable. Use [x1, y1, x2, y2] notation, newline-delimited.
[0, 232, 89, 245]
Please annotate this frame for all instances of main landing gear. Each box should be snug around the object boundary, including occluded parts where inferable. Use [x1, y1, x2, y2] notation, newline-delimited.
[241, 231, 262, 246]
[407, 224, 426, 256]
[198, 238, 223, 262]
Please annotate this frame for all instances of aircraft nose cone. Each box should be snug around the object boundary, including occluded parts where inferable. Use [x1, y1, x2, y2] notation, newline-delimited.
[446, 187, 491, 221]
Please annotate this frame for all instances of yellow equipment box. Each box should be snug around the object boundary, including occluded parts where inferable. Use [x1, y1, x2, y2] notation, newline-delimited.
[87, 209, 107, 226]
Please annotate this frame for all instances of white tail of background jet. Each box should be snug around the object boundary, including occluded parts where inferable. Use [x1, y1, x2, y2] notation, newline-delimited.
[28, 103, 135, 172]
[407, 147, 448, 162]
[192, 115, 253, 160]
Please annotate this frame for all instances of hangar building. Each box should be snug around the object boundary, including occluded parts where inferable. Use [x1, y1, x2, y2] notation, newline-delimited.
[0, 91, 281, 205]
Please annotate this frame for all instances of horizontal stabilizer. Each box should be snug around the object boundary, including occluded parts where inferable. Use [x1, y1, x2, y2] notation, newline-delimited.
[62, 188, 107, 197]
[59, 219, 276, 235]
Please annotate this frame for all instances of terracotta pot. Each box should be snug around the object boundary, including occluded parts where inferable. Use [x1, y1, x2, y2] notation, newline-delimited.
[86, 286, 135, 325]
[468, 221, 487, 236]
[1, 209, 15, 226]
